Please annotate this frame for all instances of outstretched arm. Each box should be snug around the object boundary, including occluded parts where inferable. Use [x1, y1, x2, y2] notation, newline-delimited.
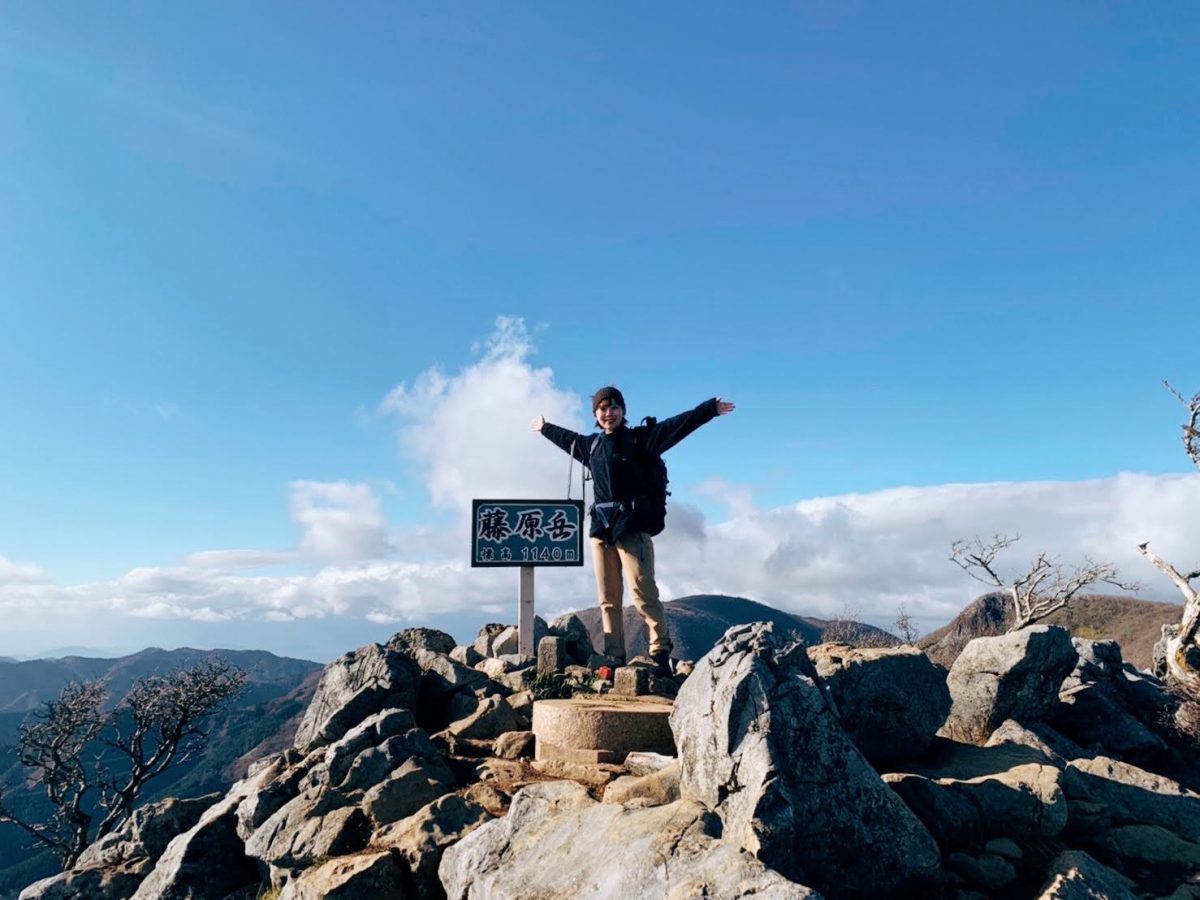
[534, 417, 590, 464]
[642, 397, 735, 455]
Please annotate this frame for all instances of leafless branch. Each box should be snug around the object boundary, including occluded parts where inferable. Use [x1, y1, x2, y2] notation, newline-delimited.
[951, 535, 1137, 631]
[1, 659, 244, 868]
[894, 603, 920, 644]
[1164, 380, 1200, 470]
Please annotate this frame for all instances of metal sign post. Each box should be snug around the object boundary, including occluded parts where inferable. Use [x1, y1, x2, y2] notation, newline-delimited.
[471, 500, 585, 657]
[518, 566, 535, 656]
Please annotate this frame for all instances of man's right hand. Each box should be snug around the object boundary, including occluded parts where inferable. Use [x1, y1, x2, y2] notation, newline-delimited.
[531, 416, 546, 433]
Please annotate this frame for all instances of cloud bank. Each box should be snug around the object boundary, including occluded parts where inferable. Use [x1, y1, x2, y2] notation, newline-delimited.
[1, 317, 1196, 659]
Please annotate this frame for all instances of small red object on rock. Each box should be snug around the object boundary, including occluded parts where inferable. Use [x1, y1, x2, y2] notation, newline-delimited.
[596, 666, 613, 680]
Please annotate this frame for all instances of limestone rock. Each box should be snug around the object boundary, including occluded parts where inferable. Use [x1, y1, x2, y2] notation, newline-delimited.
[438, 781, 819, 899]
[1094, 823, 1200, 870]
[362, 755, 455, 826]
[537, 635, 566, 676]
[337, 728, 441, 794]
[672, 621, 941, 897]
[885, 762, 1066, 848]
[1051, 638, 1169, 757]
[624, 751, 675, 776]
[236, 757, 311, 842]
[602, 759, 681, 807]
[19, 869, 133, 900]
[548, 612, 594, 666]
[942, 625, 1078, 744]
[388, 626, 457, 656]
[244, 790, 369, 868]
[293, 644, 419, 750]
[374, 793, 493, 897]
[474, 657, 512, 679]
[806, 642, 950, 766]
[490, 617, 548, 657]
[450, 644, 483, 667]
[75, 794, 221, 875]
[946, 851, 1017, 892]
[130, 791, 260, 900]
[1036, 850, 1136, 900]
[472, 623, 508, 658]
[493, 730, 535, 760]
[278, 851, 407, 900]
[324, 709, 419, 787]
[1062, 756, 1200, 842]
[410, 648, 492, 715]
[447, 694, 521, 741]
[984, 718, 1080, 765]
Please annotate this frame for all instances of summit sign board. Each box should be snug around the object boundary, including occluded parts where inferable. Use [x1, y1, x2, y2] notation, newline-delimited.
[470, 500, 585, 568]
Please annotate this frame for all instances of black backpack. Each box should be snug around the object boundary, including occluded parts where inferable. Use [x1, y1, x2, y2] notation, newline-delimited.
[591, 417, 670, 536]
[632, 416, 670, 535]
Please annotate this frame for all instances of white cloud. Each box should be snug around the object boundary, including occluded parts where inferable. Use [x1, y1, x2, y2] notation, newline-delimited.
[183, 549, 295, 570]
[290, 480, 391, 562]
[380, 315, 585, 515]
[0, 555, 49, 585]
[3, 320, 1197, 659]
[650, 473, 1200, 633]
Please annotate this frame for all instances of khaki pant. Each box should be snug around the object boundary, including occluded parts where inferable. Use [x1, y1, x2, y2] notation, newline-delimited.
[591, 533, 671, 660]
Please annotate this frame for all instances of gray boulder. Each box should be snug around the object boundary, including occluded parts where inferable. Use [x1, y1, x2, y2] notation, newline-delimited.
[984, 718, 1081, 766]
[548, 612, 594, 665]
[438, 781, 819, 899]
[244, 788, 368, 868]
[449, 643, 483, 667]
[293, 643, 419, 750]
[490, 618, 549, 657]
[471, 623, 508, 658]
[374, 792, 494, 897]
[278, 851, 407, 900]
[942, 625, 1078, 744]
[130, 791, 260, 900]
[388, 626, 457, 656]
[446, 694, 521, 741]
[1051, 638, 1169, 758]
[77, 794, 221, 872]
[1062, 756, 1200, 842]
[671, 622, 942, 897]
[362, 755, 455, 826]
[18, 793, 224, 900]
[20, 870, 125, 900]
[885, 762, 1067, 848]
[323, 708, 419, 787]
[602, 759, 681, 807]
[410, 648, 492, 714]
[1035, 850, 1136, 900]
[806, 642, 950, 766]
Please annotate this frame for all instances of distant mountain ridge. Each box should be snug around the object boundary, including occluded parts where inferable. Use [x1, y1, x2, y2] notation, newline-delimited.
[570, 594, 896, 661]
[920, 592, 1183, 670]
[0, 648, 321, 897]
[0, 646, 319, 715]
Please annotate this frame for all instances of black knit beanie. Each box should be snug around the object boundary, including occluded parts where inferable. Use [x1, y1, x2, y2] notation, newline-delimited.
[591, 385, 626, 413]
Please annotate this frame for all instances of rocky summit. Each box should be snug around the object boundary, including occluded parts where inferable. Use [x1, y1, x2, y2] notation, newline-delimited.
[17, 617, 1200, 899]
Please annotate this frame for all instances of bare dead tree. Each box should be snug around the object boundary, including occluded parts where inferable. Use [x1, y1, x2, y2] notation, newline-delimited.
[1164, 380, 1200, 469]
[895, 603, 920, 644]
[950, 534, 1138, 631]
[1133, 383, 1200, 693]
[0, 659, 245, 868]
[0, 681, 107, 865]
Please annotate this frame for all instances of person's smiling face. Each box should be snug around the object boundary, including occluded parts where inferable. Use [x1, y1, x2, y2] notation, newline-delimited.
[595, 399, 625, 434]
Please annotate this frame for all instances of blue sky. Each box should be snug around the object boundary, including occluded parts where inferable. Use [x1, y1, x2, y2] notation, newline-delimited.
[1, 4, 1197, 661]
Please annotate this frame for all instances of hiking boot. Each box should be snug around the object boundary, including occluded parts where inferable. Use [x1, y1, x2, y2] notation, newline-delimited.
[650, 650, 674, 678]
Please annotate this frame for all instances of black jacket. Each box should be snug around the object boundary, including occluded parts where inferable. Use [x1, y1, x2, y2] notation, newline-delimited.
[540, 398, 719, 541]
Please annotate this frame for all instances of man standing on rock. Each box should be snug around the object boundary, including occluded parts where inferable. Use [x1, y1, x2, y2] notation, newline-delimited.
[532, 387, 735, 676]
